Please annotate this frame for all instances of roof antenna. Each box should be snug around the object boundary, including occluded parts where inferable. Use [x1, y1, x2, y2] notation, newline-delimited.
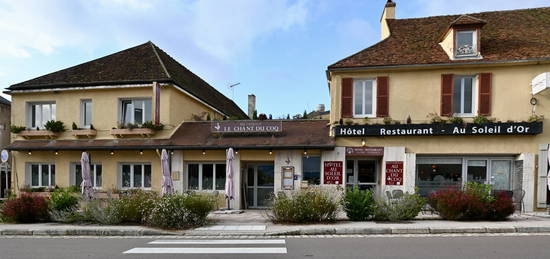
[228, 82, 240, 100]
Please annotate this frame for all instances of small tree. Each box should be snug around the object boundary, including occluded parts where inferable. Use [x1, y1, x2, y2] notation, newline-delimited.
[252, 110, 258, 120]
[286, 114, 290, 120]
[302, 110, 308, 119]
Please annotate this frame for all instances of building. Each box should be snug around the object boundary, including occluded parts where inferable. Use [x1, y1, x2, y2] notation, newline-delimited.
[327, 1, 550, 212]
[0, 96, 11, 198]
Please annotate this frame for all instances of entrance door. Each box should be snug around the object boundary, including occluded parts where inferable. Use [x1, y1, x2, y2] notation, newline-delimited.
[246, 164, 274, 208]
[346, 160, 377, 190]
[0, 164, 10, 198]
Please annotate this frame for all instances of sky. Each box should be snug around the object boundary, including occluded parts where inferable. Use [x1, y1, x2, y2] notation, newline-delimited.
[1, 0, 549, 118]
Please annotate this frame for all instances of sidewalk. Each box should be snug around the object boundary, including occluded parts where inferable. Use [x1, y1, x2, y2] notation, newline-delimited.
[1, 210, 550, 237]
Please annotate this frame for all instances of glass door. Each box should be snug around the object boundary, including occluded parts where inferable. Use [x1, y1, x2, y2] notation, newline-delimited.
[346, 160, 377, 190]
[246, 164, 274, 208]
[491, 160, 512, 191]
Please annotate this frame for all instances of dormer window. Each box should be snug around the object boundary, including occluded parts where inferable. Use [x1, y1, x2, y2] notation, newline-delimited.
[455, 30, 477, 57]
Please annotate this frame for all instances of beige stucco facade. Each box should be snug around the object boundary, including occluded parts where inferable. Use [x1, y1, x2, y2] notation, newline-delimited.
[328, 61, 550, 212]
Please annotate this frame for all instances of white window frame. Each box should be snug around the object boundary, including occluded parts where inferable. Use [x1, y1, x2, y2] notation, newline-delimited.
[119, 98, 152, 125]
[71, 162, 102, 188]
[28, 163, 55, 187]
[27, 102, 56, 129]
[453, 75, 477, 117]
[186, 162, 226, 191]
[119, 163, 152, 189]
[455, 30, 477, 57]
[80, 99, 92, 128]
[352, 79, 377, 118]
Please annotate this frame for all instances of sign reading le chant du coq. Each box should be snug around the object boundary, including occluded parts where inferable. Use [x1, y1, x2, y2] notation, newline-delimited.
[211, 121, 283, 134]
[335, 122, 543, 137]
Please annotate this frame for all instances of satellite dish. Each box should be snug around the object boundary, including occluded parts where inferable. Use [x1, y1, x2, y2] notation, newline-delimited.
[532, 72, 550, 95]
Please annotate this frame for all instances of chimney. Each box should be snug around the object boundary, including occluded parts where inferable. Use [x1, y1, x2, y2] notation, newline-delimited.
[380, 0, 396, 40]
[248, 94, 256, 119]
[316, 104, 325, 112]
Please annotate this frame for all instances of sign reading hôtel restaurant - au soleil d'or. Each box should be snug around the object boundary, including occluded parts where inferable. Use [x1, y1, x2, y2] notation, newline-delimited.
[335, 122, 543, 137]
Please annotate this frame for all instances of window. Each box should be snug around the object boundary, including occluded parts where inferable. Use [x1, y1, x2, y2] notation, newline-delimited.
[120, 163, 151, 189]
[120, 98, 152, 125]
[353, 79, 376, 117]
[455, 30, 477, 57]
[187, 163, 226, 191]
[71, 163, 102, 188]
[80, 100, 92, 128]
[28, 102, 56, 129]
[28, 163, 55, 187]
[346, 160, 377, 190]
[453, 75, 476, 116]
[302, 156, 321, 185]
[416, 157, 515, 197]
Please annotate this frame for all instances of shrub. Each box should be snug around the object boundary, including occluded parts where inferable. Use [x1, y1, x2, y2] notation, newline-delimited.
[269, 189, 339, 224]
[117, 189, 159, 224]
[383, 117, 393, 125]
[342, 188, 375, 221]
[428, 183, 514, 221]
[427, 112, 445, 124]
[448, 116, 464, 124]
[373, 193, 425, 221]
[49, 188, 79, 212]
[146, 193, 216, 229]
[527, 114, 544, 122]
[82, 198, 123, 225]
[72, 122, 79, 130]
[141, 121, 165, 131]
[473, 115, 491, 124]
[10, 125, 26, 134]
[44, 120, 66, 132]
[1, 194, 49, 223]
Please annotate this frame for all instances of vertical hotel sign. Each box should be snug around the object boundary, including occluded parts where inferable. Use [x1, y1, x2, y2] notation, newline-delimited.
[385, 161, 403, 185]
[324, 161, 343, 184]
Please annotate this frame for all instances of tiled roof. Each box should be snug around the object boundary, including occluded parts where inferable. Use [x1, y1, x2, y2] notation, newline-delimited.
[7, 120, 335, 150]
[7, 42, 247, 118]
[329, 7, 550, 69]
[0, 96, 10, 106]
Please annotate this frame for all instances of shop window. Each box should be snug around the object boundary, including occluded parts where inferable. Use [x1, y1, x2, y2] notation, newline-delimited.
[120, 98, 152, 125]
[71, 163, 102, 188]
[80, 99, 92, 128]
[187, 163, 226, 191]
[467, 160, 487, 184]
[353, 79, 376, 118]
[302, 156, 321, 185]
[416, 158, 462, 196]
[28, 163, 55, 187]
[346, 160, 377, 190]
[453, 75, 476, 116]
[120, 163, 151, 189]
[27, 102, 56, 129]
[455, 30, 477, 57]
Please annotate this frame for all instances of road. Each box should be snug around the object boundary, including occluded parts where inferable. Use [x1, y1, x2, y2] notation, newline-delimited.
[1, 234, 550, 259]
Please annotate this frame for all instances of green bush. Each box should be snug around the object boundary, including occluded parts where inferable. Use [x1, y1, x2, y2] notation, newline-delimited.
[83, 198, 123, 225]
[342, 188, 375, 221]
[146, 193, 216, 229]
[448, 116, 464, 124]
[473, 115, 491, 124]
[44, 120, 66, 132]
[117, 189, 159, 224]
[141, 121, 165, 131]
[373, 193, 425, 222]
[10, 125, 26, 133]
[269, 189, 339, 224]
[49, 189, 79, 212]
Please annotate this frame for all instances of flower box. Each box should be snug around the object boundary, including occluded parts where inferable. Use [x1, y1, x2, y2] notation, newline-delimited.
[72, 129, 97, 138]
[18, 130, 59, 139]
[110, 128, 155, 138]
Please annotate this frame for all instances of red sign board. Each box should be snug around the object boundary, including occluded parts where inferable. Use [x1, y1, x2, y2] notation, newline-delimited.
[323, 161, 343, 184]
[385, 161, 403, 185]
[346, 147, 384, 157]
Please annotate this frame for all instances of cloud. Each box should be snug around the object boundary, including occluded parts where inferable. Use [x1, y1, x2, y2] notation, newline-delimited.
[413, 0, 550, 16]
[0, 0, 310, 63]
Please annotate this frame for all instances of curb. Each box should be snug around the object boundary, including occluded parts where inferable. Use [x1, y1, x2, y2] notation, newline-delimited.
[2, 226, 550, 237]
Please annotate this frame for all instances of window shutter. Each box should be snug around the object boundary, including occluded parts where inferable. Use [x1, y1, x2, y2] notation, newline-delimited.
[478, 73, 492, 116]
[341, 78, 353, 118]
[376, 76, 389, 117]
[441, 74, 454, 116]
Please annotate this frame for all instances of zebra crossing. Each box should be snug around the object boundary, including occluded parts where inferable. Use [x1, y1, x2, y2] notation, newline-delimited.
[123, 239, 288, 254]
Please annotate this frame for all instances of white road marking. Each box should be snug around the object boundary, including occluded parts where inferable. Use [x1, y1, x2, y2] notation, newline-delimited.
[148, 239, 285, 245]
[123, 247, 287, 254]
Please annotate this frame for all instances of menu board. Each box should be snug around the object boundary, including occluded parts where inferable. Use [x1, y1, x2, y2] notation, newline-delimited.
[282, 166, 294, 190]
